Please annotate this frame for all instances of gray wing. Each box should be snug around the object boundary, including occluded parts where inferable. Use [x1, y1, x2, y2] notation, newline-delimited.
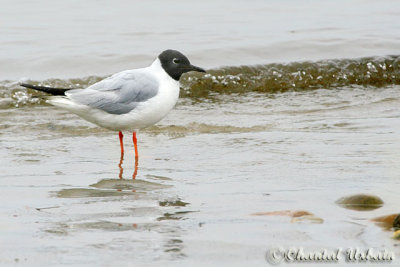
[66, 70, 159, 114]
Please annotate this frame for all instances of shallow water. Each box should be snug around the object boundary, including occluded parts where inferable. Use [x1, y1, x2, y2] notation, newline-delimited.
[1, 0, 400, 266]
[2, 87, 400, 265]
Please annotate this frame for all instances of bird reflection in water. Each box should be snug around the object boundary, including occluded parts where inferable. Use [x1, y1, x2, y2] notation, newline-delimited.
[118, 153, 138, 180]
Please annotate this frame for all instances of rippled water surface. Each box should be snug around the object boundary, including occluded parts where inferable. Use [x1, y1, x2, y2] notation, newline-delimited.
[1, 0, 400, 266]
[2, 87, 400, 266]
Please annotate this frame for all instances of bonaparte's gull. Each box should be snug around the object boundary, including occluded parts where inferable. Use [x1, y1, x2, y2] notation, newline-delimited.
[20, 49, 206, 167]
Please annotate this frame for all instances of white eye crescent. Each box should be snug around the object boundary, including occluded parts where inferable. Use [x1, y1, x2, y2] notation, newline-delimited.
[172, 58, 180, 64]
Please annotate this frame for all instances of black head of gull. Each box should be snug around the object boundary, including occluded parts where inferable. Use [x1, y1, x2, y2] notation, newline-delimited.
[158, 49, 206, 81]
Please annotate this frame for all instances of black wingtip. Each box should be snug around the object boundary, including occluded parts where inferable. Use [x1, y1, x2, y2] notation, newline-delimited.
[20, 83, 37, 90]
[20, 83, 71, 96]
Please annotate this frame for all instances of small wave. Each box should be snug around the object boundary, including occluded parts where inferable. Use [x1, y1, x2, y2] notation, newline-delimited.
[1, 55, 399, 108]
[180, 55, 400, 97]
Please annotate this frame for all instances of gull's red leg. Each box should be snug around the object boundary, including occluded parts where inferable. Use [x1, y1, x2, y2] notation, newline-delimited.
[119, 131, 124, 155]
[133, 132, 138, 160]
[132, 132, 139, 180]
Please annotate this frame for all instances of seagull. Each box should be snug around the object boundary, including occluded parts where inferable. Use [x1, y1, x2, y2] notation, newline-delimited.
[20, 49, 206, 167]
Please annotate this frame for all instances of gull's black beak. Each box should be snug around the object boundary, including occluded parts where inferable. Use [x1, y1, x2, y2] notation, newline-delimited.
[187, 64, 206, 73]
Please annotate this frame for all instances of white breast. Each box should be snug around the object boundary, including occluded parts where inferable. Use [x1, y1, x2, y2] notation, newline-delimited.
[118, 60, 180, 131]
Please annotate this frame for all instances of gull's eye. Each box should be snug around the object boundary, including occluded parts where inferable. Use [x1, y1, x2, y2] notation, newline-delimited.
[172, 58, 180, 64]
